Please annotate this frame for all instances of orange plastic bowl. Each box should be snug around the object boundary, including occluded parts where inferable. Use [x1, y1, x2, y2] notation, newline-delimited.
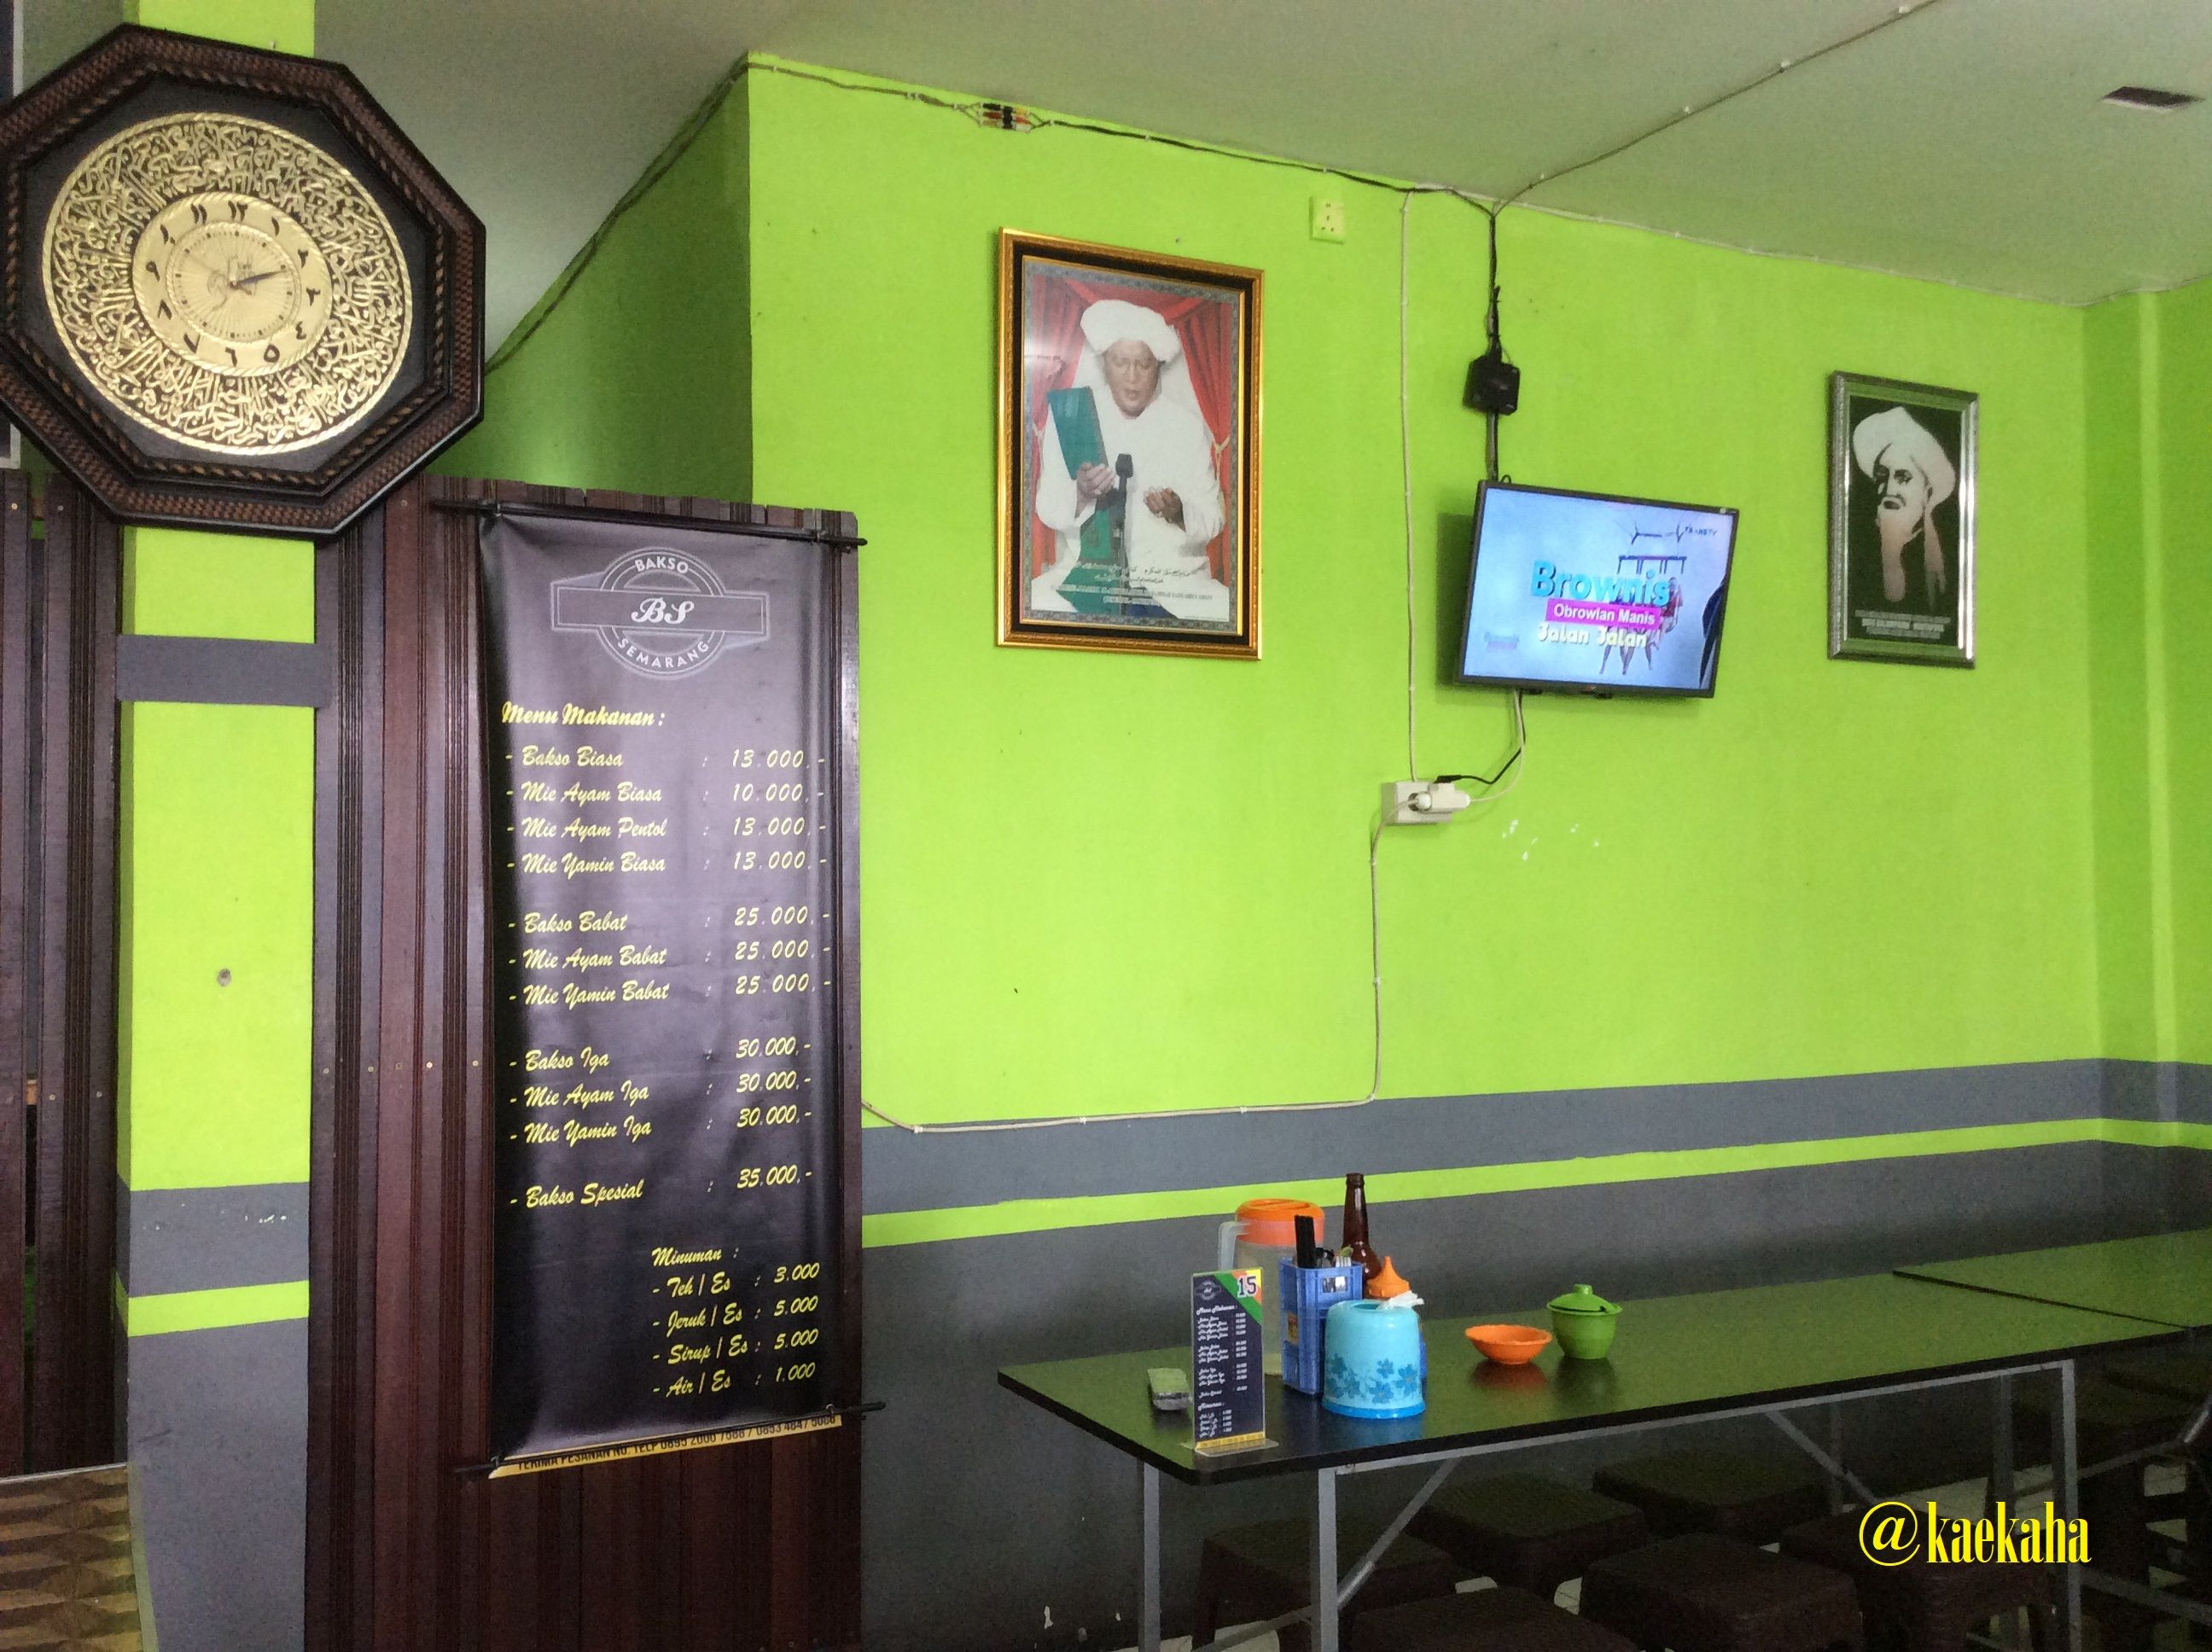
[1464, 1323, 1553, 1364]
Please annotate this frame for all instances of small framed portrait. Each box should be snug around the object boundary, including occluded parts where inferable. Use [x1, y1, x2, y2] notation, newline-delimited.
[996, 230, 1262, 659]
[1828, 372, 1976, 666]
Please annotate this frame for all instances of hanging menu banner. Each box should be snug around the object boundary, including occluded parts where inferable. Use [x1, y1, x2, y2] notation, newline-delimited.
[480, 509, 854, 1469]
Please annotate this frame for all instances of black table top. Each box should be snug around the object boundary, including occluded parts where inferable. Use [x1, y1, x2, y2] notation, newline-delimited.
[1894, 1228, 2212, 1331]
[998, 1271, 2180, 1485]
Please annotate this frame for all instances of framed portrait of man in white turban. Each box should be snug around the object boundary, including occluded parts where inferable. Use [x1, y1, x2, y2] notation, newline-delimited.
[997, 230, 1262, 658]
[1828, 372, 1976, 666]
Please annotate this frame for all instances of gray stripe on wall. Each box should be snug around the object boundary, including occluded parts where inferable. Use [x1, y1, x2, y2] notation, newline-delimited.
[116, 1180, 309, 1296]
[861, 1058, 2192, 1214]
[127, 1317, 304, 1652]
[116, 633, 329, 707]
[2176, 1063, 2212, 1124]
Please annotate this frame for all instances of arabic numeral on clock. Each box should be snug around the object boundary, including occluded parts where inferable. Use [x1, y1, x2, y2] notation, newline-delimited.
[264, 343, 282, 364]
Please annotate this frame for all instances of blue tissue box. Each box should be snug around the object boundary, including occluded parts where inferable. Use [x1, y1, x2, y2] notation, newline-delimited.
[1278, 1259, 1363, 1395]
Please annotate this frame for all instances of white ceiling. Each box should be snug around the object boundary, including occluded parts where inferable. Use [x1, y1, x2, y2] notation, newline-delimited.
[32, 0, 2212, 348]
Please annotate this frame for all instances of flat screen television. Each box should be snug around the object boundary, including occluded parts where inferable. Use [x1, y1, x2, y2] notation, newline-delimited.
[1458, 482, 1739, 697]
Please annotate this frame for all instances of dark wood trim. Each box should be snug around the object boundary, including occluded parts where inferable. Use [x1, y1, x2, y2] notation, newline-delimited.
[306, 487, 383, 1651]
[0, 471, 121, 1475]
[0, 471, 32, 1475]
[27, 475, 120, 1471]
[309, 474, 863, 1652]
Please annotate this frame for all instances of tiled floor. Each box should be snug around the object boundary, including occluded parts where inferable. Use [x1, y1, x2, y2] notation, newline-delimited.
[0, 1464, 146, 1650]
[1110, 1467, 2203, 1652]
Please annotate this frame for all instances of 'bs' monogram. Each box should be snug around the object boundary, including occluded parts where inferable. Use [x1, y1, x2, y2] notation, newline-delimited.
[630, 596, 696, 625]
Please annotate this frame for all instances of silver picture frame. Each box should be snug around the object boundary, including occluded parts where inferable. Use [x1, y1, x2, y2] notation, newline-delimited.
[1828, 371, 1976, 666]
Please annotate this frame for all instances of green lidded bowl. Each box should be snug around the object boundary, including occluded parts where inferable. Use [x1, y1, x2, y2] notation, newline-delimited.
[1547, 1283, 1621, 1360]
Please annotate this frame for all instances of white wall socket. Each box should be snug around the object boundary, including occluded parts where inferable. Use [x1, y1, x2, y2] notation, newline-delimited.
[1382, 780, 1471, 825]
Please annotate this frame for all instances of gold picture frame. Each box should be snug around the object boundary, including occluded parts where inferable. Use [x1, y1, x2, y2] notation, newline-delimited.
[996, 230, 1262, 659]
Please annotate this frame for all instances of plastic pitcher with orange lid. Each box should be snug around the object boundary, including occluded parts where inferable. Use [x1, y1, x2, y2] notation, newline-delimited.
[1217, 1196, 1324, 1376]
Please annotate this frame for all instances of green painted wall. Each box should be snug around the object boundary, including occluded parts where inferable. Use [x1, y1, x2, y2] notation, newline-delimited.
[459, 57, 2193, 1139]
[442, 79, 752, 500]
[130, 0, 309, 52]
[2150, 275, 2212, 1065]
[747, 62, 2104, 1119]
[2081, 295, 2157, 1061]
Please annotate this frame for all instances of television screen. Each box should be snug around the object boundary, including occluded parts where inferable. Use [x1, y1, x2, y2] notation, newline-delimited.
[1458, 483, 1739, 697]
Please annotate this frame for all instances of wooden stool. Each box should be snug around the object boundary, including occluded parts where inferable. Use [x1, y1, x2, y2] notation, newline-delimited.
[2011, 1378, 2196, 1652]
[1192, 1518, 1460, 1652]
[2102, 1346, 2212, 1588]
[1348, 1583, 1642, 1652]
[1592, 1449, 1829, 1543]
[1409, 1474, 1650, 1597]
[1580, 1533, 1864, 1652]
[1780, 1506, 2052, 1652]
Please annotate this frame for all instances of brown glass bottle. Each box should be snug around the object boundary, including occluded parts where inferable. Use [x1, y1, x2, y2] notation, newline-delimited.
[1341, 1173, 1379, 1279]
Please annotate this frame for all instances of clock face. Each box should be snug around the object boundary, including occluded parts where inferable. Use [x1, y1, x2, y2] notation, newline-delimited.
[43, 111, 412, 456]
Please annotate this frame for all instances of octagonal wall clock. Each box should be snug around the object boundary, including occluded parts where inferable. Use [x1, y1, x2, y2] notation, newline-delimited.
[0, 26, 483, 534]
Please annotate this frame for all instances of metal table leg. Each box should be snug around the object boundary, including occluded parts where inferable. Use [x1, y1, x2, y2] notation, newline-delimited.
[2050, 1360, 2081, 1652]
[1140, 1463, 1161, 1652]
[1990, 1371, 2018, 1649]
[1311, 1466, 1340, 1652]
[1990, 1371, 2015, 1516]
[1826, 1404, 1846, 1514]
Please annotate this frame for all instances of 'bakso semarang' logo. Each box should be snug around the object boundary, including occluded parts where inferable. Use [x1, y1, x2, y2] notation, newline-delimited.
[550, 550, 769, 679]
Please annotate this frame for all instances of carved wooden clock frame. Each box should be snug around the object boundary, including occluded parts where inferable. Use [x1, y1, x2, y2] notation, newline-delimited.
[0, 26, 483, 534]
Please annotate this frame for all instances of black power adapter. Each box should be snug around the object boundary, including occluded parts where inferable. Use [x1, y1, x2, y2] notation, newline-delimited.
[1464, 346, 1520, 416]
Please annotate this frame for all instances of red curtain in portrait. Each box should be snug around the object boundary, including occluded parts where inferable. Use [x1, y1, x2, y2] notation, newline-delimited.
[1022, 274, 1241, 583]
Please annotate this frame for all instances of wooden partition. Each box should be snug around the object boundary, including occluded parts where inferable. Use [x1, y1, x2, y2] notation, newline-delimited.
[0, 471, 119, 1475]
[307, 474, 861, 1652]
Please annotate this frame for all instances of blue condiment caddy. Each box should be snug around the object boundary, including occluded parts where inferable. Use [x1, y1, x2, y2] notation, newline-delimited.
[1278, 1258, 1363, 1395]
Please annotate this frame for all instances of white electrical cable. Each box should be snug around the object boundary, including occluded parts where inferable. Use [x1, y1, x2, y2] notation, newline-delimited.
[864, 186, 1521, 1137]
[859, 179, 1507, 1135]
[1400, 189, 1420, 783]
